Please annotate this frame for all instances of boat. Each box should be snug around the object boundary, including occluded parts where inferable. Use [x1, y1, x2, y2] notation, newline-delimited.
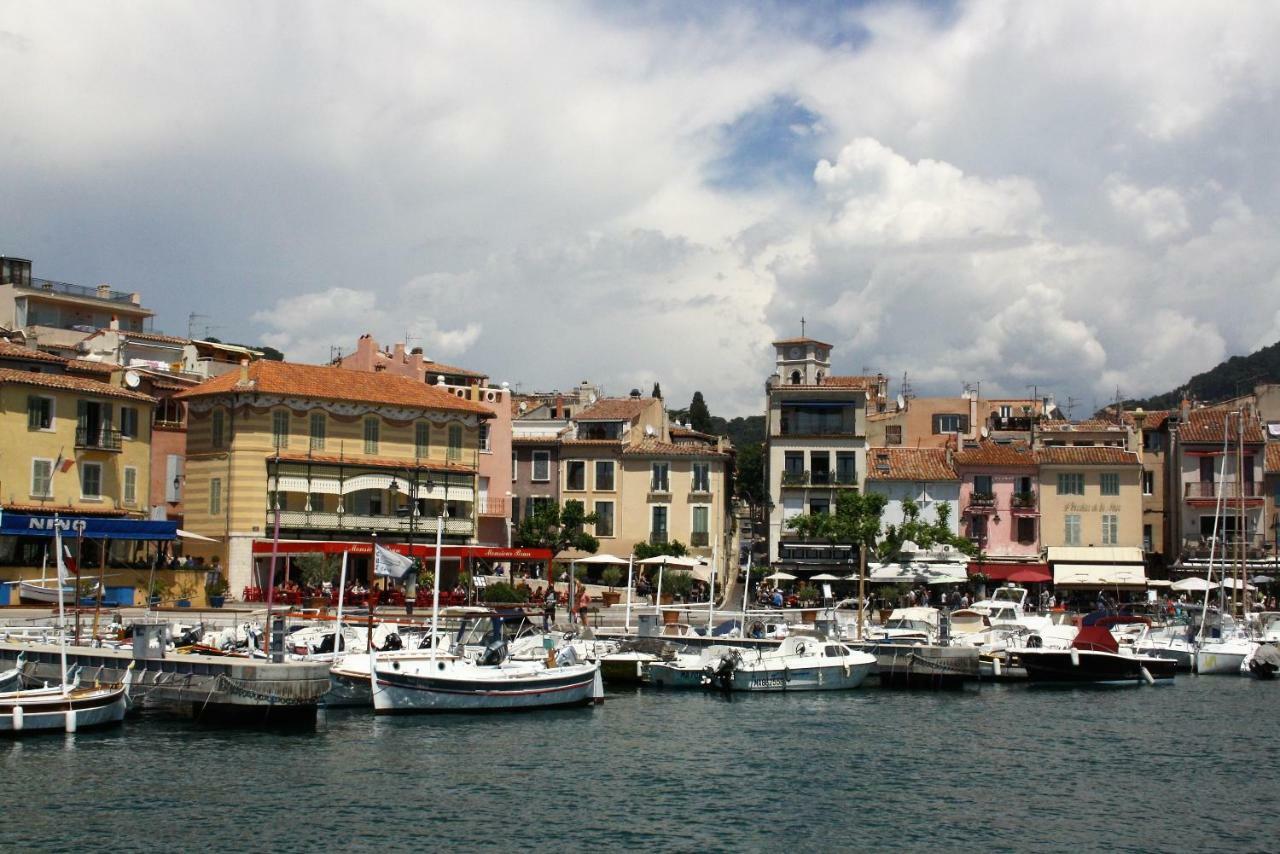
[1017, 623, 1177, 685]
[646, 636, 875, 692]
[0, 653, 23, 692]
[0, 666, 133, 734]
[861, 607, 939, 645]
[16, 580, 76, 605]
[1246, 644, 1280, 680]
[1196, 635, 1258, 675]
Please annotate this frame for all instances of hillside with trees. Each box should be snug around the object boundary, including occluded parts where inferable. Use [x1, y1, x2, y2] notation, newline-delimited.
[1124, 338, 1280, 411]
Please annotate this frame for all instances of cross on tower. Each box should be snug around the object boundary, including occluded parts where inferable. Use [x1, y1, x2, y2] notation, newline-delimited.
[800, 316, 806, 337]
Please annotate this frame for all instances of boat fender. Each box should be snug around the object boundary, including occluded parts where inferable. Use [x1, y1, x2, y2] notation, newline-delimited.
[842, 663, 851, 678]
[65, 708, 77, 734]
[1070, 648, 1080, 667]
[1140, 666, 1155, 686]
[12, 706, 22, 731]
[992, 657, 1002, 677]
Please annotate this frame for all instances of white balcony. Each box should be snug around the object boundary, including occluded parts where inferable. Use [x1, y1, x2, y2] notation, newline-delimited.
[273, 510, 473, 536]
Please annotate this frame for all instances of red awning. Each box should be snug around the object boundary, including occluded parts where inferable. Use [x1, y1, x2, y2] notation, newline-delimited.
[250, 539, 552, 561]
[968, 561, 1051, 582]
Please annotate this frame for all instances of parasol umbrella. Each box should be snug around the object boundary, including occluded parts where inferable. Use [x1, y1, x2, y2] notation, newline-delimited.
[576, 554, 629, 565]
[638, 554, 703, 608]
[1171, 577, 1216, 592]
[1220, 577, 1257, 591]
[1250, 575, 1274, 585]
[1006, 567, 1052, 584]
[809, 573, 843, 581]
[764, 571, 796, 582]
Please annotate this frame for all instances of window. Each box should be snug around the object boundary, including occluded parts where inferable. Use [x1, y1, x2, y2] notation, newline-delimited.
[81, 462, 102, 499]
[780, 404, 854, 435]
[479, 423, 491, 452]
[933, 413, 968, 434]
[1143, 431, 1162, 451]
[808, 498, 829, 516]
[885, 425, 902, 445]
[595, 460, 615, 491]
[31, 459, 53, 498]
[212, 408, 226, 449]
[1102, 514, 1119, 546]
[565, 460, 586, 491]
[511, 452, 518, 480]
[532, 451, 550, 482]
[271, 410, 289, 450]
[363, 417, 380, 455]
[784, 452, 805, 477]
[836, 453, 857, 484]
[595, 501, 615, 537]
[1100, 473, 1120, 496]
[998, 405, 1012, 419]
[973, 475, 993, 495]
[27, 395, 53, 430]
[651, 462, 670, 492]
[651, 505, 669, 542]
[123, 467, 138, 505]
[416, 422, 430, 459]
[1016, 517, 1036, 544]
[447, 424, 463, 461]
[1057, 473, 1084, 495]
[1142, 470, 1154, 496]
[210, 477, 222, 515]
[1143, 524, 1153, 552]
[310, 413, 326, 451]
[692, 506, 709, 546]
[692, 462, 710, 492]
[969, 515, 988, 540]
[511, 495, 522, 526]
[120, 406, 139, 439]
[1064, 514, 1081, 546]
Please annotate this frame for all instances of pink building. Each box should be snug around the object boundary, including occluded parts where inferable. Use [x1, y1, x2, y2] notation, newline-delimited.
[953, 441, 1041, 568]
[339, 335, 512, 545]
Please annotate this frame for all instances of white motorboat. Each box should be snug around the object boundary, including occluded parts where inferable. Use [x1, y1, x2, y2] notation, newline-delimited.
[1196, 636, 1257, 675]
[967, 586, 1053, 633]
[859, 607, 939, 645]
[0, 665, 133, 733]
[647, 636, 876, 692]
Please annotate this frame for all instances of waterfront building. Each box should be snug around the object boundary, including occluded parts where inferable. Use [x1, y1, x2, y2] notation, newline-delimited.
[866, 388, 1056, 449]
[952, 441, 1043, 581]
[1169, 406, 1269, 574]
[765, 337, 876, 572]
[0, 256, 154, 354]
[174, 360, 491, 595]
[1035, 446, 1143, 550]
[865, 448, 960, 537]
[338, 334, 513, 547]
[1125, 409, 1174, 565]
[1267, 442, 1280, 556]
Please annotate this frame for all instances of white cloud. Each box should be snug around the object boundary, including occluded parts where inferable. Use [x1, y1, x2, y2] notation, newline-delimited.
[1105, 177, 1190, 242]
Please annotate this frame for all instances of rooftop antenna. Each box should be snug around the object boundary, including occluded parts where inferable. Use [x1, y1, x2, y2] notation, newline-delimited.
[800, 316, 806, 337]
[900, 372, 915, 401]
[329, 345, 343, 365]
[187, 312, 209, 340]
[1065, 397, 1080, 420]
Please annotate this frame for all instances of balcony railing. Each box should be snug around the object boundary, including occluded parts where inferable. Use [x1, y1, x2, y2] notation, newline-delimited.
[990, 416, 1035, 432]
[1011, 492, 1038, 510]
[273, 510, 473, 536]
[26, 277, 138, 304]
[649, 531, 668, 545]
[690, 532, 709, 547]
[782, 470, 808, 486]
[1180, 536, 1272, 560]
[477, 498, 508, 517]
[1184, 481, 1262, 499]
[783, 470, 859, 488]
[966, 493, 995, 513]
[76, 425, 122, 451]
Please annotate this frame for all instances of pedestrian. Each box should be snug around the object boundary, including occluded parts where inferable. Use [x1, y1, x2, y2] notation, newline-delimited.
[576, 586, 591, 627]
[544, 586, 558, 630]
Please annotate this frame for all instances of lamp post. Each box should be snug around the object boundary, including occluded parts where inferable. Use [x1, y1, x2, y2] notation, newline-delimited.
[388, 466, 424, 615]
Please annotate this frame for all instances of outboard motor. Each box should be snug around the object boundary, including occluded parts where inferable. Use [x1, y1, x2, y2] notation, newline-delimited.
[481, 639, 509, 666]
[379, 632, 404, 652]
[555, 645, 580, 668]
[701, 650, 741, 692]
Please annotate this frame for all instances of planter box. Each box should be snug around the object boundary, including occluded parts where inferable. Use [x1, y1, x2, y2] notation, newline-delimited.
[662, 608, 681, 625]
[800, 608, 818, 623]
[601, 591, 621, 607]
[177, 599, 191, 608]
[209, 596, 225, 609]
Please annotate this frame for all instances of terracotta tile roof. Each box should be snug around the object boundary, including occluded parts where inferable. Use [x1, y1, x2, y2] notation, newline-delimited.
[0, 367, 154, 402]
[173, 360, 491, 415]
[418, 359, 488, 380]
[622, 439, 729, 458]
[953, 441, 1036, 468]
[866, 448, 957, 481]
[2, 502, 129, 517]
[1124, 409, 1171, 431]
[1266, 443, 1280, 475]
[109, 328, 191, 346]
[1039, 419, 1127, 432]
[773, 336, 833, 348]
[1035, 446, 1139, 466]
[0, 341, 65, 364]
[271, 450, 476, 473]
[1178, 408, 1265, 444]
[670, 426, 716, 440]
[573, 397, 653, 421]
[822, 375, 881, 389]
[65, 358, 114, 375]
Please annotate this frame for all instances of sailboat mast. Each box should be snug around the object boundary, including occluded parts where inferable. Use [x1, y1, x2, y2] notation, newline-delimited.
[1197, 416, 1230, 642]
[54, 517, 69, 696]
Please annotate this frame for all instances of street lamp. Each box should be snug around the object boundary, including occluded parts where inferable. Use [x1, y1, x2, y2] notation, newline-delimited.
[388, 467, 427, 614]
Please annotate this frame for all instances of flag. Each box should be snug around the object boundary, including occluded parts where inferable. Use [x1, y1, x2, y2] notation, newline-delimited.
[54, 448, 73, 474]
[373, 543, 416, 580]
[55, 525, 77, 582]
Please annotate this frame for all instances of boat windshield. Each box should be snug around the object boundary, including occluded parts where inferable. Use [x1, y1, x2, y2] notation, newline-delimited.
[991, 587, 1026, 605]
[885, 619, 930, 633]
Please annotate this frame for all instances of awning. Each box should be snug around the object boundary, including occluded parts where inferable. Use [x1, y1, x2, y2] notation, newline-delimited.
[177, 528, 220, 543]
[1046, 546, 1144, 565]
[868, 562, 969, 585]
[1053, 563, 1147, 589]
[0, 512, 177, 541]
[1006, 567, 1052, 584]
[249, 539, 552, 561]
[969, 561, 1050, 583]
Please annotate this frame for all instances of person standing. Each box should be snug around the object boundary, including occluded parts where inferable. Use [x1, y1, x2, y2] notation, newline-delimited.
[544, 586, 558, 630]
[576, 586, 591, 627]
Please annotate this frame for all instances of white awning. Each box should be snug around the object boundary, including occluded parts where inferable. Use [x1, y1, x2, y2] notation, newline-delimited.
[867, 562, 969, 585]
[1046, 546, 1144, 564]
[1053, 563, 1147, 589]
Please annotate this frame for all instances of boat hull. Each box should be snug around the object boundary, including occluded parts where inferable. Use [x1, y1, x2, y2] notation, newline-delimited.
[372, 663, 600, 713]
[647, 656, 874, 692]
[0, 686, 127, 733]
[1195, 647, 1249, 675]
[1019, 650, 1177, 685]
[17, 581, 74, 604]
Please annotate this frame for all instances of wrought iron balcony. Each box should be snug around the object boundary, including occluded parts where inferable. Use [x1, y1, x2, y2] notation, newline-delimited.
[272, 510, 473, 536]
[76, 425, 122, 451]
[781, 470, 808, 486]
[1184, 481, 1261, 499]
[690, 532, 709, 547]
[1011, 492, 1038, 511]
[649, 531, 669, 545]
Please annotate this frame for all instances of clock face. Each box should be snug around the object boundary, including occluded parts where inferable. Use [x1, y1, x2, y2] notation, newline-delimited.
[789, 347, 801, 358]
[817, 349, 827, 361]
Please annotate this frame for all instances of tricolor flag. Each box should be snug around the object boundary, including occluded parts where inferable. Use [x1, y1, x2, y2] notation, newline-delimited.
[373, 543, 416, 580]
[53, 448, 74, 474]
[54, 524, 78, 581]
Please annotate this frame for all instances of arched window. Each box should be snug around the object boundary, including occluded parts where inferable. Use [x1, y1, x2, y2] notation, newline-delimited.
[790, 370, 802, 385]
[816, 371, 824, 385]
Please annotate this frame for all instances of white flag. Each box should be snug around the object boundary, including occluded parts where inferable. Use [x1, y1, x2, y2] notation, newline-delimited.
[373, 543, 415, 580]
[55, 524, 72, 582]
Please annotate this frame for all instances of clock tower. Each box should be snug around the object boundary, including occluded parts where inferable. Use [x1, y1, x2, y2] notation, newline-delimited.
[772, 337, 832, 386]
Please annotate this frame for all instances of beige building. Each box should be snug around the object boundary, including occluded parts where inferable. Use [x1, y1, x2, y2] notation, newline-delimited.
[1, 256, 154, 354]
[1036, 446, 1143, 549]
[175, 360, 491, 594]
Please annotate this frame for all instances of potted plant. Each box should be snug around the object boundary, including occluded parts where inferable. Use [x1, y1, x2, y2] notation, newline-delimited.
[797, 583, 820, 622]
[458, 571, 472, 604]
[77, 579, 99, 607]
[148, 578, 165, 608]
[175, 578, 197, 608]
[600, 566, 623, 606]
[204, 575, 229, 609]
[297, 553, 339, 608]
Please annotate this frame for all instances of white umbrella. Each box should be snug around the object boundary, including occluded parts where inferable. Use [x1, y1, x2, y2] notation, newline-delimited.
[809, 573, 843, 581]
[1146, 579, 1173, 588]
[1171, 577, 1217, 592]
[576, 554, 629, 565]
[176, 528, 219, 542]
[764, 571, 796, 582]
[1219, 577, 1257, 591]
[1250, 575, 1274, 584]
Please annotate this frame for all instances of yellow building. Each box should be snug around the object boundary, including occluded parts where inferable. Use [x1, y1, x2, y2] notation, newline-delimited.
[1036, 445, 1143, 549]
[555, 395, 736, 582]
[0, 358, 160, 602]
[175, 360, 492, 595]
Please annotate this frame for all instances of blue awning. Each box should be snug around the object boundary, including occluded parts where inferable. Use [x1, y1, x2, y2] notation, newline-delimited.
[0, 512, 177, 541]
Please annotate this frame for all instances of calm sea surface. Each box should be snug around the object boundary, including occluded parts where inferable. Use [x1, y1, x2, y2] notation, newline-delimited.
[4, 676, 1277, 853]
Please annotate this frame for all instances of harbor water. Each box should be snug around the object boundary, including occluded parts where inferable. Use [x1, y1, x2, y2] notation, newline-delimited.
[6, 676, 1277, 853]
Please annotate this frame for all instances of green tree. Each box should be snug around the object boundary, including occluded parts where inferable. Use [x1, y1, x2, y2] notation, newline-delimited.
[734, 442, 765, 505]
[687, 391, 712, 433]
[633, 539, 688, 561]
[878, 500, 976, 559]
[787, 491, 888, 558]
[651, 382, 662, 399]
[514, 499, 599, 561]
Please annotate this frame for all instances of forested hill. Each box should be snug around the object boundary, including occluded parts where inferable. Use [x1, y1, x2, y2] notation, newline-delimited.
[1126, 338, 1280, 411]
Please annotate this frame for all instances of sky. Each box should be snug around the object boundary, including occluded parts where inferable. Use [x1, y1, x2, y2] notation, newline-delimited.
[3, 1, 1279, 418]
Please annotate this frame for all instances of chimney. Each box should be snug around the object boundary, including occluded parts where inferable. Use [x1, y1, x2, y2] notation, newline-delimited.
[555, 395, 564, 418]
[237, 358, 250, 386]
[108, 315, 119, 331]
[629, 388, 642, 399]
[393, 342, 406, 363]
[1180, 397, 1190, 424]
[96, 284, 111, 299]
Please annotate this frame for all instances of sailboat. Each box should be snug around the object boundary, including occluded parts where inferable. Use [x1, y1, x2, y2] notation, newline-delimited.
[0, 521, 133, 733]
[368, 516, 602, 713]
